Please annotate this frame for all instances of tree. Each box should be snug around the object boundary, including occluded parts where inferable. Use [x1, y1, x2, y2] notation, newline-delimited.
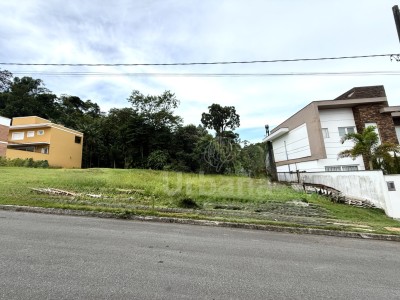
[0, 76, 58, 119]
[128, 90, 182, 130]
[201, 104, 240, 136]
[103, 108, 138, 168]
[338, 126, 400, 171]
[0, 69, 12, 92]
[240, 143, 266, 177]
[170, 125, 210, 172]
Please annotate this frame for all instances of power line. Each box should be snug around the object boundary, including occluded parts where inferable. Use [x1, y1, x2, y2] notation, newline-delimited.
[8, 70, 400, 77]
[1, 53, 399, 67]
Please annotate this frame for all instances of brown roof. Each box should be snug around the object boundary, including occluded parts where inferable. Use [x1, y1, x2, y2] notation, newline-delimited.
[334, 85, 386, 100]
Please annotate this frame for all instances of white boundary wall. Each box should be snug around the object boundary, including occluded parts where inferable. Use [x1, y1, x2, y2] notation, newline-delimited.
[281, 171, 400, 218]
[383, 175, 400, 219]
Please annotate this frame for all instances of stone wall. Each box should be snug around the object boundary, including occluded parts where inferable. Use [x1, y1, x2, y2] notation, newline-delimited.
[352, 104, 398, 144]
[352, 104, 398, 169]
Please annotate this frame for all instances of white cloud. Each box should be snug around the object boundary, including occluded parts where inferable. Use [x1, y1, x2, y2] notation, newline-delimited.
[1, 0, 400, 143]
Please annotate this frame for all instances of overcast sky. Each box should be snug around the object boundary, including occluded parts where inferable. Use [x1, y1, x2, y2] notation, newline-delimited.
[1, 0, 400, 142]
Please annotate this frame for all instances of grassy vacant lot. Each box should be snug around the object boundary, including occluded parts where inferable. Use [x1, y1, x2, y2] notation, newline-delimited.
[0, 167, 399, 234]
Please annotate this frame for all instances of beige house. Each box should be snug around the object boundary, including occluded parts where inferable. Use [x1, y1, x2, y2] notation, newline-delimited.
[6, 116, 83, 168]
[0, 116, 11, 157]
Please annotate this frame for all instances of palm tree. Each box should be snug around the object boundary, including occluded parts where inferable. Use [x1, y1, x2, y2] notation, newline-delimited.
[338, 126, 400, 171]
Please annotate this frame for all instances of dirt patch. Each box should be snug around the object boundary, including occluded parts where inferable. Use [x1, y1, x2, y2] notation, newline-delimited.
[384, 227, 400, 232]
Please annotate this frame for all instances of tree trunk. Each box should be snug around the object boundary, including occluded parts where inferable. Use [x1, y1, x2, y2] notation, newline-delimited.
[369, 159, 374, 170]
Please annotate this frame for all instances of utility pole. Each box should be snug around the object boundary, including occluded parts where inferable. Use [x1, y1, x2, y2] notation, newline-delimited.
[393, 5, 400, 43]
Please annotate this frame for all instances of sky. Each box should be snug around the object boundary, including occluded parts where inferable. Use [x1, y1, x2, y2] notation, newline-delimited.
[1, 0, 400, 143]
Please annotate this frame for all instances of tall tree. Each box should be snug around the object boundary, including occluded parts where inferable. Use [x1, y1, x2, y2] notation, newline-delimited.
[239, 143, 266, 177]
[0, 76, 58, 119]
[338, 125, 400, 171]
[201, 104, 240, 136]
[128, 90, 182, 130]
[0, 69, 12, 92]
[170, 125, 210, 172]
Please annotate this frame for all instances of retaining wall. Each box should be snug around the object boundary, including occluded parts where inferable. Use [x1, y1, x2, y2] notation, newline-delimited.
[278, 171, 400, 219]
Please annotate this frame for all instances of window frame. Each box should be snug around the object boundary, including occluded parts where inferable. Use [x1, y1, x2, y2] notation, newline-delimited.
[11, 132, 24, 140]
[321, 128, 329, 138]
[338, 126, 355, 138]
[325, 165, 358, 172]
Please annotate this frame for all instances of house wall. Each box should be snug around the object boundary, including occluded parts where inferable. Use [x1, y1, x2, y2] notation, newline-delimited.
[278, 171, 400, 218]
[12, 116, 50, 126]
[8, 126, 51, 144]
[7, 117, 83, 168]
[299, 171, 388, 210]
[0, 116, 11, 157]
[271, 102, 327, 167]
[318, 108, 365, 170]
[273, 123, 311, 162]
[6, 149, 50, 162]
[353, 104, 398, 144]
[352, 104, 398, 169]
[275, 108, 366, 172]
[49, 127, 83, 168]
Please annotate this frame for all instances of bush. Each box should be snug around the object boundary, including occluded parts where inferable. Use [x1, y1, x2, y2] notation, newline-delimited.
[147, 150, 170, 170]
[177, 198, 201, 209]
[0, 157, 50, 168]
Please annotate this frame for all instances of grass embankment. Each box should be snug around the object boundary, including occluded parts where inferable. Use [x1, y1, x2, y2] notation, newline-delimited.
[0, 167, 399, 234]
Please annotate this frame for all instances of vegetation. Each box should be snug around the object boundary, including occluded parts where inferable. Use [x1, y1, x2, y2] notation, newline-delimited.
[0, 157, 49, 168]
[338, 125, 400, 173]
[0, 69, 264, 176]
[0, 167, 398, 234]
[201, 103, 240, 136]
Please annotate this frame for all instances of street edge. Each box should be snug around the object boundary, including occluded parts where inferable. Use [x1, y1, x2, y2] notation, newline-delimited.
[1, 204, 400, 242]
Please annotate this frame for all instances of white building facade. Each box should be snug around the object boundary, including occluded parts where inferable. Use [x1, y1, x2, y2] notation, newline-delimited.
[264, 86, 399, 173]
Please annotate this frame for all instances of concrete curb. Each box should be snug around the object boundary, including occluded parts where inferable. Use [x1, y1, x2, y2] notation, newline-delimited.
[1, 204, 400, 242]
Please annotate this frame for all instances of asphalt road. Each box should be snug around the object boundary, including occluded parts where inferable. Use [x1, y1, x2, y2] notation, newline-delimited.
[0, 210, 399, 300]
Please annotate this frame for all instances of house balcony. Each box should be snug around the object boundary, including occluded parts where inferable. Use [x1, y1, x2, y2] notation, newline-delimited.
[7, 142, 50, 155]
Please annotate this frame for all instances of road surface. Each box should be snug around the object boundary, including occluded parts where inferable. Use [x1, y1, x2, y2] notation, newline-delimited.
[0, 210, 399, 299]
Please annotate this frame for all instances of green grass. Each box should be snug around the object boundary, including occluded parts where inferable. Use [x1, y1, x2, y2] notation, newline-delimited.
[0, 167, 399, 234]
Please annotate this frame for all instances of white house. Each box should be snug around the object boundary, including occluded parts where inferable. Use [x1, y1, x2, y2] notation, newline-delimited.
[264, 86, 400, 173]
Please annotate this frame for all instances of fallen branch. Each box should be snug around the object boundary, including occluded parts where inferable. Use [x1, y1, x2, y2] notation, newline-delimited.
[30, 187, 103, 199]
[30, 188, 77, 197]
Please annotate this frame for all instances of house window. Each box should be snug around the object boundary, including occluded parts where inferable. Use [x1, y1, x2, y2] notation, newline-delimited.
[387, 181, 396, 191]
[27, 131, 35, 138]
[325, 165, 358, 172]
[338, 126, 355, 137]
[17, 146, 34, 152]
[321, 128, 329, 138]
[11, 132, 24, 140]
[325, 166, 342, 172]
[75, 136, 82, 144]
[37, 130, 44, 136]
[342, 165, 358, 171]
[41, 147, 49, 154]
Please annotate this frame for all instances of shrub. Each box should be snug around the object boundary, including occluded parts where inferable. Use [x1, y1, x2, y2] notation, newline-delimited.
[177, 198, 201, 209]
[147, 150, 170, 170]
[0, 158, 50, 168]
